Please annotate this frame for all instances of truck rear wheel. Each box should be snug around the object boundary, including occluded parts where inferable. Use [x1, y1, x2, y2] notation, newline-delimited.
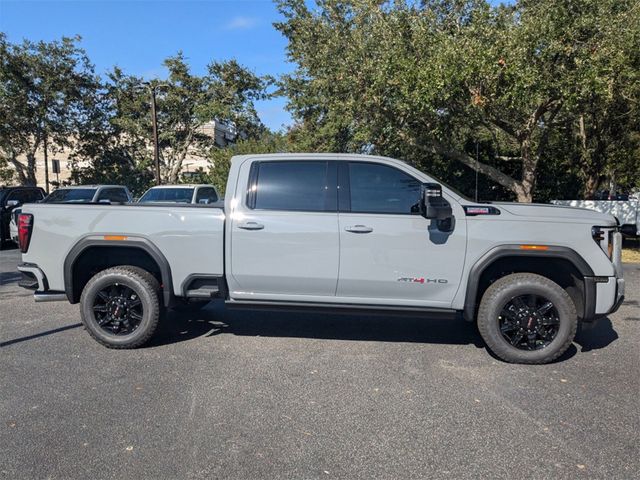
[477, 273, 577, 364]
[79, 266, 161, 349]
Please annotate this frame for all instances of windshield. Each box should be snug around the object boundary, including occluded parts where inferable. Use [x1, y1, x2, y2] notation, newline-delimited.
[138, 187, 194, 203]
[43, 188, 97, 203]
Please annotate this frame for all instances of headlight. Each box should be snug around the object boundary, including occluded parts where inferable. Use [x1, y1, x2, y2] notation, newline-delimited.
[592, 226, 616, 259]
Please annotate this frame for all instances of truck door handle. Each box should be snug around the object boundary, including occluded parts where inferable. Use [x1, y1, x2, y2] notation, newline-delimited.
[345, 225, 373, 234]
[238, 221, 264, 230]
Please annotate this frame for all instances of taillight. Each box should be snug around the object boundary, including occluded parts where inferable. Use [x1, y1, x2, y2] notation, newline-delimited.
[18, 213, 33, 253]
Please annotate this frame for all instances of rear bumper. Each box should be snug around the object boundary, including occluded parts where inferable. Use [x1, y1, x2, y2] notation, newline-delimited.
[17, 263, 47, 291]
[17, 262, 66, 302]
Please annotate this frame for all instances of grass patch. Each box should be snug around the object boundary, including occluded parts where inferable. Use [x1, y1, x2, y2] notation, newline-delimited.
[622, 247, 640, 263]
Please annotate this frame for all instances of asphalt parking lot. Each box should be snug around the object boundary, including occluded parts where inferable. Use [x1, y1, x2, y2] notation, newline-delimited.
[1, 247, 639, 480]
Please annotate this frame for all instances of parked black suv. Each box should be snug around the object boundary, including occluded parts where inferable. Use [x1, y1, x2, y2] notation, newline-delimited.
[0, 186, 46, 249]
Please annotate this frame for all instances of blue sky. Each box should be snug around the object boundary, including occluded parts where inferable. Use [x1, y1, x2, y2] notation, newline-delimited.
[0, 0, 294, 131]
[0, 0, 510, 131]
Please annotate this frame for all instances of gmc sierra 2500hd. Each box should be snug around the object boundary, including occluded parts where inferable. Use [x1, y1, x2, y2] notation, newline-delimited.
[16, 154, 625, 364]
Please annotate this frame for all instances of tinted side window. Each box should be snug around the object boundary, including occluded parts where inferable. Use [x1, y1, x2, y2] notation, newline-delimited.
[99, 188, 129, 203]
[348, 162, 421, 214]
[25, 189, 44, 202]
[196, 187, 218, 204]
[252, 161, 329, 212]
[6, 190, 27, 204]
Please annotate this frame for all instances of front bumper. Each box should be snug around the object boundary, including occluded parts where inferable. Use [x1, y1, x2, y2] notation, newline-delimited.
[609, 278, 625, 314]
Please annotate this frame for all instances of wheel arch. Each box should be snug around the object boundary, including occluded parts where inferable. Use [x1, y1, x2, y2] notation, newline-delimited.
[463, 245, 595, 322]
[63, 236, 174, 307]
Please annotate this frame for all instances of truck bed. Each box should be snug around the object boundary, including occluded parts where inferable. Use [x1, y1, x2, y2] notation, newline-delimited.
[21, 203, 225, 296]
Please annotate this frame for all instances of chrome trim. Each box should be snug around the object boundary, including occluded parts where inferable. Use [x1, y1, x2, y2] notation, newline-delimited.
[34, 292, 68, 302]
[612, 232, 623, 278]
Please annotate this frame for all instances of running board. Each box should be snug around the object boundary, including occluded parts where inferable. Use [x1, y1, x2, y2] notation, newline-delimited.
[225, 300, 458, 317]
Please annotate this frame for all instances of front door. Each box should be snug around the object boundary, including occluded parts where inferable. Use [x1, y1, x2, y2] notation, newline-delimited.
[336, 161, 466, 308]
[229, 160, 340, 299]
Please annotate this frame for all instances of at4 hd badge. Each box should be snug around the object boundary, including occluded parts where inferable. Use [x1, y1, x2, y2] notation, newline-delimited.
[397, 277, 448, 284]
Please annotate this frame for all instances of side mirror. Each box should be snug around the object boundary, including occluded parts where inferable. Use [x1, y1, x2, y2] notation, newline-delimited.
[422, 183, 452, 220]
[6, 199, 21, 209]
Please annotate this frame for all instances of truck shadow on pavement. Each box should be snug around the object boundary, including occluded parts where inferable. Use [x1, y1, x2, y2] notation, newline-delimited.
[150, 300, 620, 361]
[151, 301, 485, 348]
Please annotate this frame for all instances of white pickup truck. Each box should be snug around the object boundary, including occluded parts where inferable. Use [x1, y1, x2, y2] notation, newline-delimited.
[16, 154, 625, 364]
[550, 198, 639, 237]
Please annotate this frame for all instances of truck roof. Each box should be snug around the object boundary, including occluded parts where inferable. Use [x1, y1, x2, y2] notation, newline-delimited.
[230, 153, 401, 163]
[54, 185, 126, 189]
[145, 184, 213, 189]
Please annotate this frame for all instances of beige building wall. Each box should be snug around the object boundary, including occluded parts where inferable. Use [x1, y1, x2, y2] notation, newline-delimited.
[5, 120, 230, 189]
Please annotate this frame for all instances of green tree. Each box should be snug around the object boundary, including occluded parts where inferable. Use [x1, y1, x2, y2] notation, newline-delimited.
[275, 0, 639, 201]
[77, 53, 270, 186]
[0, 34, 100, 189]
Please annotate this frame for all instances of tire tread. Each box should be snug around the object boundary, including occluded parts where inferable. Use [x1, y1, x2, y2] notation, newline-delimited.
[79, 265, 161, 349]
[477, 273, 577, 364]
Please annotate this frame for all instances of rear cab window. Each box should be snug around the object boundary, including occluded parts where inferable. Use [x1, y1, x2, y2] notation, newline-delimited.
[247, 161, 335, 212]
[195, 187, 218, 204]
[97, 188, 129, 203]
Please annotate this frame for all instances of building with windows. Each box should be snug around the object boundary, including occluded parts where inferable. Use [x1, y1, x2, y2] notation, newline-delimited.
[4, 120, 238, 189]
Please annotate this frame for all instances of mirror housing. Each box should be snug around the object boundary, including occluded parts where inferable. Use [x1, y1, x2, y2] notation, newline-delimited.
[421, 183, 452, 220]
[6, 199, 21, 209]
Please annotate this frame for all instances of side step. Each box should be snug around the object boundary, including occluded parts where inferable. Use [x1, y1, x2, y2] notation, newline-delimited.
[185, 286, 219, 299]
[182, 275, 224, 299]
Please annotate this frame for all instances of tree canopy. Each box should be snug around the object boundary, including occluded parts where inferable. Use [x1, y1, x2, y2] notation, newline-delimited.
[275, 0, 640, 201]
[1, 0, 638, 201]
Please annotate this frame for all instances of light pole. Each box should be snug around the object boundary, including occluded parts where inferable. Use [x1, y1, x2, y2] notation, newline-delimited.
[136, 82, 168, 185]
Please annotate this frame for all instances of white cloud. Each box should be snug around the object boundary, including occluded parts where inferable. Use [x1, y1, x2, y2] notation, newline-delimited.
[224, 16, 258, 30]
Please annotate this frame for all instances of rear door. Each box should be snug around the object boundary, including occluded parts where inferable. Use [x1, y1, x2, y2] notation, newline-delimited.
[336, 161, 466, 308]
[228, 159, 340, 299]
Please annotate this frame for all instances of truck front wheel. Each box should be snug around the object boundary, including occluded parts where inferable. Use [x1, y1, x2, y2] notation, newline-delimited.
[477, 273, 577, 364]
[79, 266, 161, 349]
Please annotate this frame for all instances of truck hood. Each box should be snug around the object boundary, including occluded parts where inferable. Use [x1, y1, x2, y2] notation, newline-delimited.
[493, 202, 617, 225]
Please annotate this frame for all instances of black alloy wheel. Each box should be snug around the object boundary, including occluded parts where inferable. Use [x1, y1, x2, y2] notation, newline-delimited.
[498, 294, 560, 351]
[92, 283, 144, 335]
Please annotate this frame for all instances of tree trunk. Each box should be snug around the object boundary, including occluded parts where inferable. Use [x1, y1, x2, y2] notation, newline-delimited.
[518, 139, 536, 203]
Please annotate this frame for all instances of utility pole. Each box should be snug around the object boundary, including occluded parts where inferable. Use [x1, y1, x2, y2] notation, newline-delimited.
[475, 140, 479, 202]
[149, 87, 161, 185]
[136, 82, 168, 185]
[43, 132, 50, 194]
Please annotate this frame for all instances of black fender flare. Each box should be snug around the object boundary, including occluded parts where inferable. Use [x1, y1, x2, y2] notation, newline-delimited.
[63, 235, 174, 307]
[463, 245, 595, 322]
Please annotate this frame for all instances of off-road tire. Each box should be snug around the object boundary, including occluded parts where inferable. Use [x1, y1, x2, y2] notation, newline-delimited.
[477, 273, 577, 364]
[79, 265, 161, 349]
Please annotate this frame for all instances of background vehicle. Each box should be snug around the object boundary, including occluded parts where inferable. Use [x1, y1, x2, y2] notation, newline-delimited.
[42, 185, 133, 204]
[8, 185, 132, 244]
[0, 186, 45, 249]
[16, 154, 624, 364]
[551, 197, 639, 237]
[137, 184, 219, 204]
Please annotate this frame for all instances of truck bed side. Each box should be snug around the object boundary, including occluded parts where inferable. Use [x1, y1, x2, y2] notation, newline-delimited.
[21, 203, 225, 297]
